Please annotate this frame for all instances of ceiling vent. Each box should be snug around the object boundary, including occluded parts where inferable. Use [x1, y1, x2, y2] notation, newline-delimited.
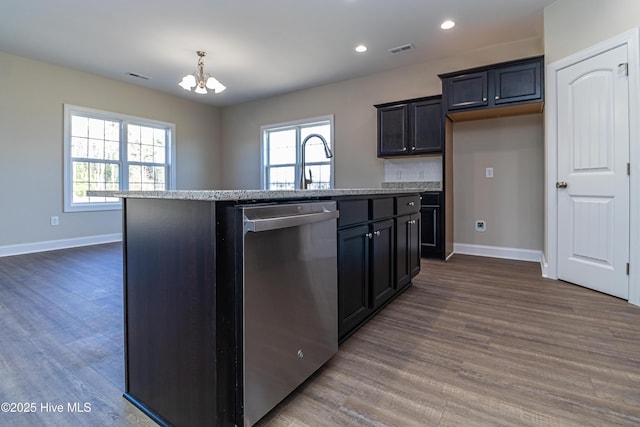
[389, 43, 414, 54]
[126, 72, 151, 80]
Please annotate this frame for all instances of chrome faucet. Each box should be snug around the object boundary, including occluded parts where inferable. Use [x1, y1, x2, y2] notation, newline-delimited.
[299, 134, 333, 189]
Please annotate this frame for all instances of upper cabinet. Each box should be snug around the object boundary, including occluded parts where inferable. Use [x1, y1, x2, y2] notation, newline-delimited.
[440, 56, 544, 121]
[376, 95, 443, 158]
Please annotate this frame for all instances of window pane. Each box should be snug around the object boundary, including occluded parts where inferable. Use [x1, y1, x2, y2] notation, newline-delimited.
[129, 165, 165, 191]
[268, 129, 296, 165]
[154, 129, 166, 147]
[153, 145, 165, 163]
[268, 166, 295, 190]
[105, 140, 120, 160]
[105, 120, 119, 141]
[305, 164, 331, 189]
[71, 137, 88, 158]
[72, 161, 119, 203]
[142, 144, 154, 163]
[141, 126, 153, 145]
[72, 116, 89, 137]
[88, 139, 104, 159]
[88, 118, 105, 139]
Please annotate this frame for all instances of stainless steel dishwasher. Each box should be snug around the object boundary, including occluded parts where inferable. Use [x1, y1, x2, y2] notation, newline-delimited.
[241, 201, 339, 426]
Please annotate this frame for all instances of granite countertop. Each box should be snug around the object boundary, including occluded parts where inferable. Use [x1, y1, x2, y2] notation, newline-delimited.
[87, 188, 425, 201]
[381, 181, 441, 191]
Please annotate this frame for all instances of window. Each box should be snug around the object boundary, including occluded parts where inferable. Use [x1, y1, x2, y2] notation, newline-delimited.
[261, 115, 334, 190]
[63, 105, 175, 212]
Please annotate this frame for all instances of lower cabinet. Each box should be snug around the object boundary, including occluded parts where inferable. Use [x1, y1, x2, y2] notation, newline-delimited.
[336, 194, 420, 342]
[337, 219, 394, 340]
[396, 213, 421, 289]
[420, 192, 444, 259]
[337, 224, 372, 338]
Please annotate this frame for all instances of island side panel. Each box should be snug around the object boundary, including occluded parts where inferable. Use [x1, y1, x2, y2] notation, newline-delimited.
[123, 198, 218, 426]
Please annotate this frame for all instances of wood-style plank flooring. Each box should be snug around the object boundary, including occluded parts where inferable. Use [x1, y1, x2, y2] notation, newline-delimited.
[1, 244, 639, 426]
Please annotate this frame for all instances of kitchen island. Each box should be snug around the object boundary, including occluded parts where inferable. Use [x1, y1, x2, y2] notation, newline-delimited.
[104, 188, 423, 426]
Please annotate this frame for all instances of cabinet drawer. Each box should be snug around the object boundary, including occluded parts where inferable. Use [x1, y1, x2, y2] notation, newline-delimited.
[395, 195, 420, 215]
[337, 199, 368, 228]
[370, 198, 394, 220]
[420, 192, 441, 206]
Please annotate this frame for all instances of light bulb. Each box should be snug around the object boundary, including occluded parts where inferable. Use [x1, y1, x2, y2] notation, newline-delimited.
[178, 74, 196, 90]
[206, 77, 226, 93]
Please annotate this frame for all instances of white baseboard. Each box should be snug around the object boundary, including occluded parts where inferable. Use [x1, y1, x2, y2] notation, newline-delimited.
[540, 252, 549, 278]
[453, 243, 542, 263]
[0, 233, 122, 257]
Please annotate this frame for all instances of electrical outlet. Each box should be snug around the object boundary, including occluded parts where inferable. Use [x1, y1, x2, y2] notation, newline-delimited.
[475, 220, 486, 232]
[485, 168, 494, 178]
[50, 216, 59, 226]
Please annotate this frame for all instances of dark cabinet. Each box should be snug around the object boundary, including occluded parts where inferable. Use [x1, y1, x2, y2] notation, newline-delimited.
[336, 194, 419, 342]
[444, 71, 488, 110]
[440, 56, 544, 116]
[371, 219, 395, 309]
[420, 192, 443, 259]
[376, 95, 443, 157]
[396, 213, 420, 289]
[337, 224, 372, 338]
[493, 60, 542, 105]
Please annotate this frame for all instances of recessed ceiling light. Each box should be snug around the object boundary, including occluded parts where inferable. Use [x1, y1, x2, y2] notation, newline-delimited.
[355, 44, 368, 53]
[440, 20, 455, 30]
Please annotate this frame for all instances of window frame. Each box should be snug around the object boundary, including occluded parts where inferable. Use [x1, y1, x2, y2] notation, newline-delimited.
[63, 104, 176, 212]
[260, 115, 335, 190]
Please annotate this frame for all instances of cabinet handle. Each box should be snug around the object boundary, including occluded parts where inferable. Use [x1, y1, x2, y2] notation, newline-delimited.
[495, 96, 499, 100]
[482, 97, 487, 102]
[366, 232, 373, 239]
[408, 201, 415, 206]
[374, 230, 381, 237]
[403, 147, 407, 151]
[412, 146, 416, 150]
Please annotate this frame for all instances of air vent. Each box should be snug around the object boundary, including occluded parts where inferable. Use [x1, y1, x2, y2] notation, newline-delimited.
[389, 43, 414, 54]
[126, 72, 151, 80]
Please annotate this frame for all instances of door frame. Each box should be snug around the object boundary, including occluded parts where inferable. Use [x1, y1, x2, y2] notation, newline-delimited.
[545, 27, 640, 306]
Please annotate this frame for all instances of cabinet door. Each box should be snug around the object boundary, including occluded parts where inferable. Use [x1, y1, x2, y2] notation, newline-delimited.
[377, 104, 408, 156]
[337, 225, 372, 339]
[396, 214, 421, 290]
[370, 219, 395, 310]
[420, 206, 441, 258]
[395, 215, 411, 289]
[493, 60, 542, 105]
[409, 213, 421, 278]
[444, 71, 488, 110]
[410, 99, 443, 154]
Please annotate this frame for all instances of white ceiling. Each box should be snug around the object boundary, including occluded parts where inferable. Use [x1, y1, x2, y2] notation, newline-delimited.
[0, 0, 556, 107]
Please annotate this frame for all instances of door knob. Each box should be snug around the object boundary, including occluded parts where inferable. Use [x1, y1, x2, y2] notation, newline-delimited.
[556, 181, 568, 189]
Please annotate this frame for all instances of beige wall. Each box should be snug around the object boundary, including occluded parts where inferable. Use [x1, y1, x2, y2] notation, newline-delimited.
[544, 0, 640, 64]
[221, 37, 543, 190]
[221, 37, 545, 252]
[453, 115, 544, 250]
[0, 51, 222, 248]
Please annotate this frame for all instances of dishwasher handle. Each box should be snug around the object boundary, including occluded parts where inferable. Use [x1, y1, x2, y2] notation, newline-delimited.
[244, 206, 339, 233]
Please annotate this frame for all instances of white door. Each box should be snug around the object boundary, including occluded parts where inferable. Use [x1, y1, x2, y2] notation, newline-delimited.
[557, 44, 630, 299]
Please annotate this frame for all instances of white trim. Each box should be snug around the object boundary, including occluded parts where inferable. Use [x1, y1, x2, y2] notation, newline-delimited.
[546, 28, 639, 306]
[453, 243, 542, 263]
[0, 234, 122, 258]
[540, 252, 549, 278]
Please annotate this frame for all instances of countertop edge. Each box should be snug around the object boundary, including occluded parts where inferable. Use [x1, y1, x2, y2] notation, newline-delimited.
[87, 188, 426, 201]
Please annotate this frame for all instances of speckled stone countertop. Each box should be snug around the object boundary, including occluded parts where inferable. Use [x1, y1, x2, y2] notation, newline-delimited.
[88, 188, 424, 202]
[381, 181, 441, 191]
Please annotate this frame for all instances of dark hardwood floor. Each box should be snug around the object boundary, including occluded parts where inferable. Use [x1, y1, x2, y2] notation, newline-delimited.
[1, 244, 639, 426]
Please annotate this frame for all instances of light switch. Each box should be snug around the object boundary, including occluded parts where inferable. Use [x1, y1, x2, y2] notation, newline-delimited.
[485, 168, 494, 178]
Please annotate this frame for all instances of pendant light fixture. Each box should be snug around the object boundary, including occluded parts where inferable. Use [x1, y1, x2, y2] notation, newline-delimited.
[178, 51, 226, 95]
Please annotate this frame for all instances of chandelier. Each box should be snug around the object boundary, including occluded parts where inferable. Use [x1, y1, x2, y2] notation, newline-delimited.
[178, 51, 226, 95]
